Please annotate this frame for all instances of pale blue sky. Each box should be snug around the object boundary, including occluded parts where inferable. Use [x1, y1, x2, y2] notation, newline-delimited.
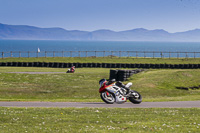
[1, 0, 200, 33]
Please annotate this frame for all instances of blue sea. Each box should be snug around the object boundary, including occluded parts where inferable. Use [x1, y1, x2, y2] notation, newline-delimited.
[1, 40, 200, 58]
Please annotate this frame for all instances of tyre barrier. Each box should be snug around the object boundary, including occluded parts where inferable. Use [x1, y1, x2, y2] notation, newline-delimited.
[1, 62, 200, 69]
[109, 69, 144, 81]
[176, 85, 200, 90]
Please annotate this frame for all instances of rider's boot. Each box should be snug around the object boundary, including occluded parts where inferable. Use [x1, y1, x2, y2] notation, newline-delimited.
[125, 87, 130, 95]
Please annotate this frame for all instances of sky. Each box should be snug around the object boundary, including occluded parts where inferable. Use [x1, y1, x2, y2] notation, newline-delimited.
[1, 0, 200, 33]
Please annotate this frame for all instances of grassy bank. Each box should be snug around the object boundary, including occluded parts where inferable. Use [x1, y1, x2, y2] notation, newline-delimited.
[1, 57, 200, 64]
[0, 67, 199, 102]
[0, 107, 199, 133]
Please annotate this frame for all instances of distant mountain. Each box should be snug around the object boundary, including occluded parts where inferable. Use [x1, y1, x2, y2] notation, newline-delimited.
[0, 23, 200, 41]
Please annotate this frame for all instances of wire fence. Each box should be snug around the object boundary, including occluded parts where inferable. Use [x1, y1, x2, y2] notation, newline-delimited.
[1, 51, 200, 58]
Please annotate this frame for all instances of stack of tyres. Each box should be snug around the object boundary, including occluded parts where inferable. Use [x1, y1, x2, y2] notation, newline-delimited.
[18, 62, 23, 67]
[88, 63, 92, 67]
[63, 63, 68, 68]
[44, 62, 49, 67]
[193, 64, 198, 69]
[109, 70, 118, 80]
[116, 63, 121, 68]
[49, 62, 54, 67]
[165, 64, 170, 69]
[7, 62, 12, 66]
[102, 63, 107, 68]
[129, 70, 136, 76]
[111, 63, 116, 68]
[160, 64, 165, 68]
[13, 62, 18, 67]
[97, 63, 102, 68]
[92, 63, 97, 68]
[106, 63, 111, 68]
[83, 63, 88, 67]
[117, 70, 126, 81]
[23, 62, 28, 67]
[78, 63, 83, 68]
[52, 62, 58, 68]
[33, 62, 39, 67]
[135, 64, 140, 68]
[131, 64, 136, 68]
[125, 70, 130, 80]
[68, 63, 73, 67]
[121, 64, 126, 68]
[59, 63, 64, 68]
[28, 62, 34, 67]
[73, 63, 78, 67]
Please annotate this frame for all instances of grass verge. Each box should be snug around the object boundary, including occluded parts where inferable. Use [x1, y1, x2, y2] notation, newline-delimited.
[1, 57, 200, 64]
[0, 67, 200, 102]
[0, 107, 200, 133]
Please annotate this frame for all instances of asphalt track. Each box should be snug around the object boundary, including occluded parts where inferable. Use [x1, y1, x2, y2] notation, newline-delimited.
[0, 101, 199, 108]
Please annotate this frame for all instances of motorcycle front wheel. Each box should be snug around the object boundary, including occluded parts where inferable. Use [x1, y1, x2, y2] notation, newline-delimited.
[129, 90, 142, 104]
[100, 91, 115, 104]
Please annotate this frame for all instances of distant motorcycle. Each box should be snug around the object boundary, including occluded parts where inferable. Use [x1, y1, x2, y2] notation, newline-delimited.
[66, 66, 75, 73]
[99, 79, 142, 104]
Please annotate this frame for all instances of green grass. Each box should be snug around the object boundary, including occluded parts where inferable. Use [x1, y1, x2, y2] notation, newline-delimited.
[0, 107, 200, 133]
[0, 67, 200, 102]
[1, 57, 200, 64]
[130, 69, 200, 101]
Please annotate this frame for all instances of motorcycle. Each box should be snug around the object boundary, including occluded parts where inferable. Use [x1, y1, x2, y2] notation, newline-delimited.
[99, 79, 142, 104]
[66, 66, 75, 73]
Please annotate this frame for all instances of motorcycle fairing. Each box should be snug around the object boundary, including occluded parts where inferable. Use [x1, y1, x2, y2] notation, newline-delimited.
[99, 82, 115, 93]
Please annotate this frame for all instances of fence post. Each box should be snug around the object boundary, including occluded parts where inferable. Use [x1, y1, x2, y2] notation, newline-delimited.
[19, 51, 21, 58]
[127, 51, 129, 58]
[62, 51, 64, 57]
[136, 51, 138, 58]
[153, 52, 155, 58]
[160, 52, 162, 58]
[194, 52, 196, 58]
[28, 51, 30, 58]
[2, 52, 4, 59]
[70, 51, 72, 57]
[53, 51, 55, 57]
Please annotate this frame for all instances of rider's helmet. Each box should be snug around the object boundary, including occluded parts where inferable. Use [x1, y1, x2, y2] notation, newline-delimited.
[99, 79, 107, 87]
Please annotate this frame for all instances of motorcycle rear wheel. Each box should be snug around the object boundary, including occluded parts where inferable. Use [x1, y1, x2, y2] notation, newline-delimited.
[129, 90, 142, 104]
[100, 91, 115, 104]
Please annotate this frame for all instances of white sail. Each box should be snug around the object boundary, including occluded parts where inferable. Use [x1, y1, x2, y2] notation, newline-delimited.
[37, 48, 40, 53]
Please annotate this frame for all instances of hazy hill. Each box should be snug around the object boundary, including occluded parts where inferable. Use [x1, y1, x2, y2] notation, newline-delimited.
[0, 23, 200, 41]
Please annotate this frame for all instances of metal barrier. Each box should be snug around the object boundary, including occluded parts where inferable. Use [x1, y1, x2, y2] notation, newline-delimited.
[1, 51, 200, 58]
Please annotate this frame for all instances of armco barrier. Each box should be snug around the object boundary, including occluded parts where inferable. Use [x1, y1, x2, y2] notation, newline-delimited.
[0, 62, 200, 69]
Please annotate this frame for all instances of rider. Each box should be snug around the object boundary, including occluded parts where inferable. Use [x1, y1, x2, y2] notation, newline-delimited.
[71, 66, 75, 72]
[99, 79, 130, 94]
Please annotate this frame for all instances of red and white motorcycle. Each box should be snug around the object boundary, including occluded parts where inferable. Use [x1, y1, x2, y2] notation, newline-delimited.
[66, 66, 75, 73]
[99, 79, 142, 104]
